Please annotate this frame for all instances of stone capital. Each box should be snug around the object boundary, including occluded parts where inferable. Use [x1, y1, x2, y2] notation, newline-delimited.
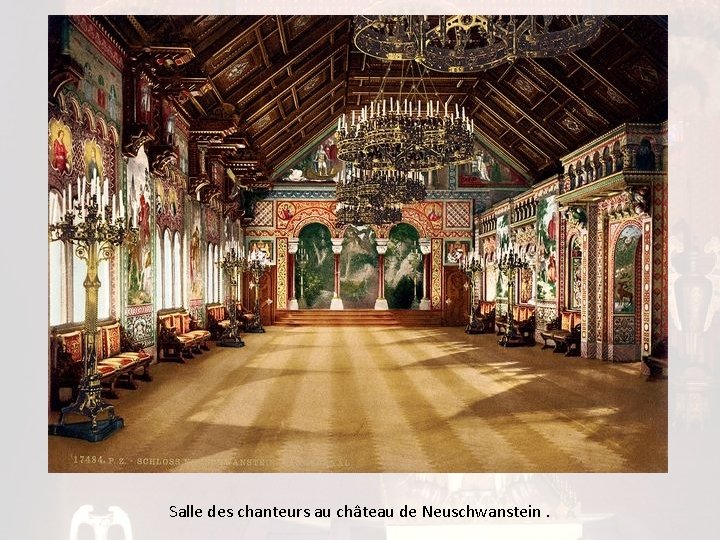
[419, 238, 431, 255]
[331, 237, 344, 255]
[288, 237, 299, 255]
[375, 238, 389, 255]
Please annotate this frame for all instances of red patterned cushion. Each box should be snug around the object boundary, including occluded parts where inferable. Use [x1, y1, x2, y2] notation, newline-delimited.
[561, 312, 574, 331]
[60, 331, 83, 363]
[96, 364, 116, 376]
[181, 314, 191, 334]
[102, 323, 122, 358]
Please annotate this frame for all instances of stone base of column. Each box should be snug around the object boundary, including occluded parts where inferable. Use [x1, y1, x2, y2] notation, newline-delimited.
[419, 298, 431, 310]
[330, 297, 344, 310]
[288, 298, 299, 310]
[374, 298, 389, 310]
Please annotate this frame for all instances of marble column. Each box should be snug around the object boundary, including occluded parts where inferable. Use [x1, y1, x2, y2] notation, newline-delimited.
[330, 238, 344, 310]
[374, 238, 389, 310]
[287, 237, 299, 310]
[419, 238, 431, 310]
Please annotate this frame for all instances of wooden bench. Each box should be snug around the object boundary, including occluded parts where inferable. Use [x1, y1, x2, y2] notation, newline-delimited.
[466, 301, 496, 334]
[642, 338, 668, 381]
[157, 309, 211, 361]
[496, 305, 536, 346]
[539, 311, 581, 356]
[51, 320, 153, 408]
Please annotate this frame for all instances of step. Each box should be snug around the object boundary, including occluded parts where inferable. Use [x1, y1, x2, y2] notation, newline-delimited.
[273, 309, 443, 327]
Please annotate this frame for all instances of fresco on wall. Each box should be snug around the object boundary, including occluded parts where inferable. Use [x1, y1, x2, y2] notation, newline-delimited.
[248, 238, 275, 263]
[175, 128, 189, 175]
[520, 268, 533, 304]
[458, 143, 528, 188]
[68, 25, 122, 121]
[84, 140, 104, 181]
[279, 133, 344, 182]
[340, 225, 379, 309]
[126, 147, 153, 305]
[569, 236, 583, 310]
[614, 225, 642, 314]
[485, 264, 498, 302]
[296, 224, 334, 308]
[495, 214, 510, 298]
[536, 196, 558, 301]
[48, 119, 74, 175]
[385, 224, 422, 309]
[444, 239, 472, 265]
[188, 201, 203, 300]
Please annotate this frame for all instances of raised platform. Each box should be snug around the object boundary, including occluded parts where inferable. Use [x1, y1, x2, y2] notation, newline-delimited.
[274, 309, 443, 327]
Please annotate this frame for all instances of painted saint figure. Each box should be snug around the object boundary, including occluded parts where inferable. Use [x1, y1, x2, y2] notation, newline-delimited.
[51, 129, 70, 173]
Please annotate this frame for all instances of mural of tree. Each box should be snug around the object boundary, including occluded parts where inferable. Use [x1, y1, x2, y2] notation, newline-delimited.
[536, 196, 558, 301]
[385, 223, 422, 309]
[340, 225, 378, 308]
[296, 223, 334, 308]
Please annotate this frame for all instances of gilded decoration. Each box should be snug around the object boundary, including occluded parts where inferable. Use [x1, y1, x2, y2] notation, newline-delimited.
[432, 238, 442, 308]
[277, 237, 288, 309]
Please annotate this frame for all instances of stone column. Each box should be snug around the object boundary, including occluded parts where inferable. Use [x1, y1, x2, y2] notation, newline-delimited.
[330, 238, 344, 310]
[374, 238, 389, 310]
[287, 237, 299, 310]
[419, 238, 431, 310]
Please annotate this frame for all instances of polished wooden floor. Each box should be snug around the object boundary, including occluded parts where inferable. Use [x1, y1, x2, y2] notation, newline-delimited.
[48, 326, 667, 472]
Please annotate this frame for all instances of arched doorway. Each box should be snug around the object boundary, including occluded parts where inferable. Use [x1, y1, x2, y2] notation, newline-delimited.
[296, 223, 334, 309]
[385, 223, 422, 309]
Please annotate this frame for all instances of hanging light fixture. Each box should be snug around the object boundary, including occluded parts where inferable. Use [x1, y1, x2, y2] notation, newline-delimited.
[335, 168, 426, 226]
[353, 15, 606, 73]
[336, 60, 474, 172]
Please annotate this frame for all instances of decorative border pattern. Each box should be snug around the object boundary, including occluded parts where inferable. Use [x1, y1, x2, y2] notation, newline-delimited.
[432, 238, 443, 308]
[444, 200, 472, 229]
[277, 237, 288, 309]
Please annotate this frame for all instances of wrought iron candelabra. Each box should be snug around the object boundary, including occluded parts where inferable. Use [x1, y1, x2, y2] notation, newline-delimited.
[48, 175, 136, 441]
[218, 241, 246, 347]
[497, 249, 530, 347]
[459, 252, 484, 333]
[407, 248, 422, 309]
[245, 250, 271, 333]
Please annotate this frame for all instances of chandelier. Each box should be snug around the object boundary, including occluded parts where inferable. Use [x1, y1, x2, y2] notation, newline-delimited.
[353, 15, 606, 73]
[335, 168, 426, 226]
[336, 61, 474, 172]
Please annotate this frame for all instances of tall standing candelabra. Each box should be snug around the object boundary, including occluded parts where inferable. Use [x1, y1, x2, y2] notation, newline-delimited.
[48, 175, 136, 442]
[459, 252, 484, 334]
[296, 245, 309, 309]
[497, 249, 530, 347]
[245, 249, 271, 333]
[218, 241, 246, 347]
[407, 248, 422, 309]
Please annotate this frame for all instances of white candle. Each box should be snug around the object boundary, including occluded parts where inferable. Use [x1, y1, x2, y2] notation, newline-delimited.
[455, 103, 459, 116]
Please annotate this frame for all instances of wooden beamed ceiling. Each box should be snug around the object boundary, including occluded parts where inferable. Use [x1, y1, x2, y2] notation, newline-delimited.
[98, 15, 667, 184]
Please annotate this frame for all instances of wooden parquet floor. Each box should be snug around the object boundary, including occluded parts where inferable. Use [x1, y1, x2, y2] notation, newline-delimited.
[48, 326, 667, 472]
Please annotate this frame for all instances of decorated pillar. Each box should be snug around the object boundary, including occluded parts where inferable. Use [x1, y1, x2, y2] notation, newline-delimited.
[374, 238, 389, 310]
[582, 204, 599, 358]
[419, 238, 431, 310]
[330, 238, 344, 310]
[287, 237, 299, 310]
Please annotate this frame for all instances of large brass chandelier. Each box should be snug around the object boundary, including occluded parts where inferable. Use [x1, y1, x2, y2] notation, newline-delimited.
[335, 169, 426, 226]
[353, 15, 606, 73]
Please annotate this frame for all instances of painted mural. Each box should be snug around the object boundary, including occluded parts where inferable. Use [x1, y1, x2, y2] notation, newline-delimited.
[279, 133, 344, 182]
[125, 147, 153, 305]
[496, 214, 510, 298]
[68, 24, 122, 122]
[614, 225, 642, 314]
[536, 196, 558, 301]
[83, 140, 104, 181]
[384, 224, 423, 309]
[296, 224, 334, 308]
[458, 142, 528, 188]
[48, 119, 74, 175]
[569, 235, 583, 310]
[341, 225, 379, 309]
[248, 238, 275, 263]
[444, 239, 472, 265]
[188, 201, 203, 300]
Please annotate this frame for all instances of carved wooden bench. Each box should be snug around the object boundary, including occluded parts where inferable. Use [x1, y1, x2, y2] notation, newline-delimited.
[467, 301, 496, 334]
[540, 311, 581, 356]
[642, 338, 668, 381]
[51, 320, 153, 408]
[496, 305, 536, 345]
[157, 309, 211, 361]
[206, 303, 254, 339]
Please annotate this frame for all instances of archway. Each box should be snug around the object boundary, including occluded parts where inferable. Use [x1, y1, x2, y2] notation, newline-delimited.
[385, 223, 422, 309]
[296, 223, 334, 309]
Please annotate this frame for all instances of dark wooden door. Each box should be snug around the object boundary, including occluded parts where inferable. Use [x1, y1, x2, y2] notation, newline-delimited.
[443, 267, 469, 326]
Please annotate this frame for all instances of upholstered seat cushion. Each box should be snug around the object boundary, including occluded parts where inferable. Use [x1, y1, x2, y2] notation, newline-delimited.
[96, 364, 117, 377]
[59, 331, 83, 363]
[186, 329, 210, 339]
[101, 322, 123, 358]
[99, 356, 136, 368]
